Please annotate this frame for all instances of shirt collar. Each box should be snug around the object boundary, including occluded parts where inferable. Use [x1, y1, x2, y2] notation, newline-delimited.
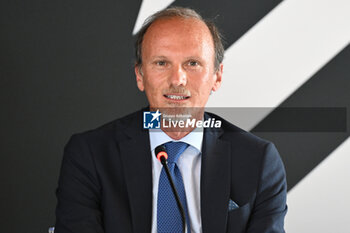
[149, 128, 203, 152]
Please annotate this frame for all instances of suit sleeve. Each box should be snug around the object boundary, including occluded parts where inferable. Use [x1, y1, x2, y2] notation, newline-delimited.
[55, 134, 104, 233]
[246, 142, 288, 233]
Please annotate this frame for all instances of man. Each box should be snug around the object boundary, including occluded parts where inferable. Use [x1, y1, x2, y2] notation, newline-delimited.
[55, 7, 287, 233]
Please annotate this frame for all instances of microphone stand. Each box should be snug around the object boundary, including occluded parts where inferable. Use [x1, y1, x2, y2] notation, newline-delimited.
[159, 155, 186, 233]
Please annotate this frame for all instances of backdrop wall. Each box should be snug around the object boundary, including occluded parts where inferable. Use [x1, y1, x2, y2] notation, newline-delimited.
[1, 0, 349, 232]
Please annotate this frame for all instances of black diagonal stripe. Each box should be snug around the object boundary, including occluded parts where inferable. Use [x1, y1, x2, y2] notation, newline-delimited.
[252, 44, 350, 191]
[170, 0, 283, 49]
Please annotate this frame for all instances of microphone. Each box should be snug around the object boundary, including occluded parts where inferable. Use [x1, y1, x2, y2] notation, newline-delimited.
[155, 145, 168, 165]
[155, 145, 186, 233]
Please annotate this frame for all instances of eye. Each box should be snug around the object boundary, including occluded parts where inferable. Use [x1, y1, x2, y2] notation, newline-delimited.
[189, 60, 198, 66]
[156, 60, 166, 66]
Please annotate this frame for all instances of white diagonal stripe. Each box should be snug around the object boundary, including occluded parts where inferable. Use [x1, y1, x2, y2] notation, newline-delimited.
[207, 0, 350, 130]
[133, 0, 175, 35]
[285, 137, 350, 233]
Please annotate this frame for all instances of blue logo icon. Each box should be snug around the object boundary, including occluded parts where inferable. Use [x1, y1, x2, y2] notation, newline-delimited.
[143, 110, 161, 129]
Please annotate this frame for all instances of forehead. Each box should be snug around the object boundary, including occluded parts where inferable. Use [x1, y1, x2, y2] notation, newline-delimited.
[142, 17, 214, 57]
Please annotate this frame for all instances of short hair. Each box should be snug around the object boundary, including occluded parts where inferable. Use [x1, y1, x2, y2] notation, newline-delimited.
[134, 7, 224, 71]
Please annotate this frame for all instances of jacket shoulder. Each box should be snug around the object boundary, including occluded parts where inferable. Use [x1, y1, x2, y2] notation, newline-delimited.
[68, 109, 143, 145]
[206, 111, 271, 148]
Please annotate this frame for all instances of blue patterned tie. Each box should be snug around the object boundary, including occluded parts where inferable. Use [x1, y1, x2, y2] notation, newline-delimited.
[157, 141, 191, 233]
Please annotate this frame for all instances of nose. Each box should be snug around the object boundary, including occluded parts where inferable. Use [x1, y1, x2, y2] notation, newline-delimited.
[169, 64, 187, 87]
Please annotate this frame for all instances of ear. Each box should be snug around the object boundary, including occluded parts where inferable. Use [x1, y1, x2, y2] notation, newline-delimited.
[212, 63, 223, 91]
[135, 65, 145, 91]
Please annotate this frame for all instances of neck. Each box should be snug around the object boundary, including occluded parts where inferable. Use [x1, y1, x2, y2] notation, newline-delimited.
[162, 127, 194, 140]
[150, 106, 205, 140]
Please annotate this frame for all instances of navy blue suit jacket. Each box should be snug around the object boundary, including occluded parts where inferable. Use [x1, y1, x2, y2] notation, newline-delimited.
[55, 109, 287, 233]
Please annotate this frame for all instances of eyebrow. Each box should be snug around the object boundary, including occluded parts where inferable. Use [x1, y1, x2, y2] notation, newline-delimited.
[150, 56, 168, 60]
[150, 56, 203, 61]
[184, 56, 202, 61]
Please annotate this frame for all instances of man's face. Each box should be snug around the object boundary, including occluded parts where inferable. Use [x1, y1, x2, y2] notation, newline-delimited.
[135, 17, 223, 109]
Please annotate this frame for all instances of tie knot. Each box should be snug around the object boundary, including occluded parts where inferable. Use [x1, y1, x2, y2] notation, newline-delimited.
[164, 141, 189, 164]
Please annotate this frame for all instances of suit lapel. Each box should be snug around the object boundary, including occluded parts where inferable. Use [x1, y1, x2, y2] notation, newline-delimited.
[117, 111, 153, 233]
[201, 125, 231, 233]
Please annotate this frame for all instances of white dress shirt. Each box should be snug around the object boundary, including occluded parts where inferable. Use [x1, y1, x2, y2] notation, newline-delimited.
[149, 129, 203, 233]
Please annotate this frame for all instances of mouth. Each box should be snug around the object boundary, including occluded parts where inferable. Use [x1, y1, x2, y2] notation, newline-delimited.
[163, 94, 190, 101]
